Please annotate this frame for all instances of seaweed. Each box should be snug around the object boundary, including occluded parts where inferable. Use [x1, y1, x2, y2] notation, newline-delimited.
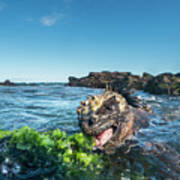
[0, 126, 108, 179]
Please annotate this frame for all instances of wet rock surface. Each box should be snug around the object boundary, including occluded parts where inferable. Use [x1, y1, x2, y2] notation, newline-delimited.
[68, 72, 180, 96]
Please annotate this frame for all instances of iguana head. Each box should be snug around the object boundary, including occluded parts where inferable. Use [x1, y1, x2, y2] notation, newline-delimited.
[77, 90, 150, 152]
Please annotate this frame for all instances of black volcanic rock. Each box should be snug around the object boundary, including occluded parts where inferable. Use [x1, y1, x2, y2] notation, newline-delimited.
[0, 80, 16, 86]
[68, 72, 180, 96]
[69, 72, 143, 90]
[144, 73, 180, 96]
[69, 72, 147, 90]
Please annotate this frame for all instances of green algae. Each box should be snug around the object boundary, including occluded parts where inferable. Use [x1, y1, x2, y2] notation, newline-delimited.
[0, 126, 108, 179]
[0, 127, 156, 179]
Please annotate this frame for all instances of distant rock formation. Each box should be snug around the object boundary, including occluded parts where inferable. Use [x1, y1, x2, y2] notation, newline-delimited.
[0, 80, 16, 86]
[144, 73, 180, 96]
[68, 72, 180, 96]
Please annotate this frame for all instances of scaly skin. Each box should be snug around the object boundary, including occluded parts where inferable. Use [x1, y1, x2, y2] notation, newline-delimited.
[77, 90, 150, 152]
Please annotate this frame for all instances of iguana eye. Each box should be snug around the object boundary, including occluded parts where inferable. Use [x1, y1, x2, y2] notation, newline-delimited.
[106, 106, 112, 111]
[88, 118, 95, 126]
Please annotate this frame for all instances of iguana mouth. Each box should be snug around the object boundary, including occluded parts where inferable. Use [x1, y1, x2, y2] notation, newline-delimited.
[95, 128, 113, 148]
[79, 117, 118, 149]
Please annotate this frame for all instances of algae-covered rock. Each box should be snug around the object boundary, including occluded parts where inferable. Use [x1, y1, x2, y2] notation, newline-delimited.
[0, 126, 108, 179]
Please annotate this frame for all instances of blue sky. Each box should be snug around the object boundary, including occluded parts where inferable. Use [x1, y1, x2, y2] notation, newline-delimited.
[0, 0, 180, 82]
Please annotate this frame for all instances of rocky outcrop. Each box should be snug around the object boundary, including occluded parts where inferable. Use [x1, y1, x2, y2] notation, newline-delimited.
[0, 80, 16, 86]
[68, 72, 180, 96]
[144, 73, 180, 96]
[69, 71, 147, 89]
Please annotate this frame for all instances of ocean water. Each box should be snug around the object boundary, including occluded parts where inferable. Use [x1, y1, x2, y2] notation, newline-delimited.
[0, 83, 103, 132]
[0, 83, 180, 179]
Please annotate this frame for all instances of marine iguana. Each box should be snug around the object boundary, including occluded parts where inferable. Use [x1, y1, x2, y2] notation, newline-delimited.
[77, 88, 180, 178]
[77, 87, 151, 153]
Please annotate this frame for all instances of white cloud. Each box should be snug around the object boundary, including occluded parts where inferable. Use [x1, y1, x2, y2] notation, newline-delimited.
[40, 13, 64, 27]
[0, 1, 5, 11]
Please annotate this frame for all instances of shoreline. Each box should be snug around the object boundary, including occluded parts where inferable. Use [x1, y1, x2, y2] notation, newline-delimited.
[0, 71, 179, 96]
